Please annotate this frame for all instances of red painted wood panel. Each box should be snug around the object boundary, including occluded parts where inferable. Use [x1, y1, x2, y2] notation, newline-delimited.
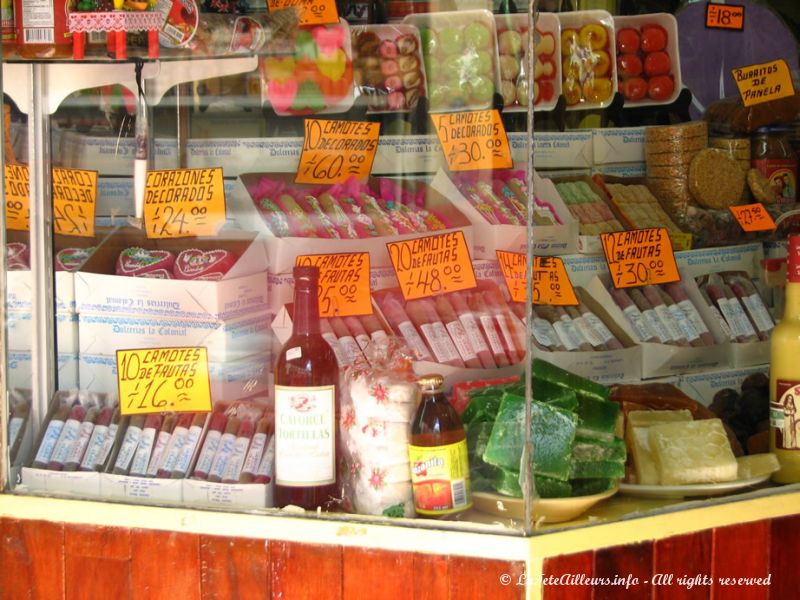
[712, 521, 770, 600]
[542, 551, 594, 600]
[412, 553, 449, 600]
[64, 525, 132, 600]
[770, 514, 800, 599]
[270, 541, 342, 600]
[199, 535, 269, 600]
[0, 517, 64, 600]
[343, 548, 414, 600]
[653, 531, 712, 600]
[448, 556, 525, 600]
[131, 529, 201, 600]
[594, 542, 653, 600]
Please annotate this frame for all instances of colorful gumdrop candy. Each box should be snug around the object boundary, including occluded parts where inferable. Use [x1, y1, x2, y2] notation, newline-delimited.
[291, 80, 326, 114]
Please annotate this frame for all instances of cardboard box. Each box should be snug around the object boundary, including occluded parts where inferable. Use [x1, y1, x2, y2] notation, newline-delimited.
[58, 131, 179, 175]
[228, 173, 474, 274]
[431, 170, 578, 259]
[78, 352, 269, 403]
[78, 310, 272, 364]
[729, 340, 770, 368]
[591, 163, 647, 178]
[7, 352, 79, 390]
[20, 468, 102, 498]
[182, 480, 270, 510]
[99, 474, 183, 504]
[592, 127, 646, 164]
[677, 366, 768, 407]
[532, 131, 593, 169]
[75, 227, 269, 321]
[7, 310, 78, 355]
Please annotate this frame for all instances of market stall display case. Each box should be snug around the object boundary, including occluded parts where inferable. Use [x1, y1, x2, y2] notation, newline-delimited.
[2, 0, 800, 597]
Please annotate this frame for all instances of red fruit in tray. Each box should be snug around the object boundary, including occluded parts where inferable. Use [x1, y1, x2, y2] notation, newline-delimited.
[644, 51, 671, 77]
[538, 79, 555, 102]
[641, 24, 668, 53]
[648, 74, 675, 101]
[617, 53, 643, 78]
[616, 27, 640, 54]
[622, 76, 648, 101]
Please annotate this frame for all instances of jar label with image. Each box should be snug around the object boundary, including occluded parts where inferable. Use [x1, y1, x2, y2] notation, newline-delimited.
[752, 159, 797, 203]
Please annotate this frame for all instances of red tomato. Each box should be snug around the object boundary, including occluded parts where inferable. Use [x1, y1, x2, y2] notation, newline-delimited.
[622, 77, 648, 101]
[644, 51, 671, 77]
[648, 75, 675, 101]
[539, 79, 555, 102]
[616, 27, 640, 54]
[641, 24, 668, 53]
[617, 53, 643, 78]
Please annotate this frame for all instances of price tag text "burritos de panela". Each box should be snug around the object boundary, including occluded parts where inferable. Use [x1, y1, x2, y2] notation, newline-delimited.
[601, 227, 680, 289]
[117, 347, 212, 415]
[496, 251, 578, 305]
[296, 252, 372, 317]
[297, 119, 380, 185]
[144, 167, 226, 239]
[732, 59, 795, 107]
[387, 231, 477, 301]
[53, 167, 97, 237]
[431, 109, 513, 172]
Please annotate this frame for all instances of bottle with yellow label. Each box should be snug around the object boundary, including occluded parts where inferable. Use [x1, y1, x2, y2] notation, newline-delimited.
[770, 235, 800, 482]
[408, 374, 472, 517]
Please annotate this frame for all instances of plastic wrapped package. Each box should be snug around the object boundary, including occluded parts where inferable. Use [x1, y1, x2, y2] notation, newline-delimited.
[403, 10, 500, 113]
[557, 10, 617, 110]
[351, 24, 427, 113]
[341, 337, 419, 517]
[704, 93, 800, 135]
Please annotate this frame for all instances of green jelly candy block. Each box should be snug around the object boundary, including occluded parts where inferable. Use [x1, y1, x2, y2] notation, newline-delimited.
[462, 394, 502, 426]
[483, 393, 577, 481]
[569, 458, 625, 480]
[532, 358, 610, 403]
[535, 475, 572, 499]
[494, 467, 523, 497]
[467, 421, 494, 464]
[575, 395, 620, 442]
[535, 379, 579, 411]
[570, 478, 615, 497]
[573, 437, 627, 462]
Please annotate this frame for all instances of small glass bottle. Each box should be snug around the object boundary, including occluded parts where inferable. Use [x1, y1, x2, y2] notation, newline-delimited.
[751, 126, 798, 203]
[274, 265, 340, 510]
[408, 374, 472, 517]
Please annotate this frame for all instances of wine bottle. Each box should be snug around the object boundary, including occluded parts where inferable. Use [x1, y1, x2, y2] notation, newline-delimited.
[771, 235, 800, 482]
[274, 265, 340, 510]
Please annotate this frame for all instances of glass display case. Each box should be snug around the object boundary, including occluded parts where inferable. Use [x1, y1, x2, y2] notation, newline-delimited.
[2, 0, 800, 565]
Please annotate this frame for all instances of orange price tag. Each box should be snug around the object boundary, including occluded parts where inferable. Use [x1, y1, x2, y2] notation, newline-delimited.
[730, 203, 777, 232]
[267, 0, 338, 26]
[496, 251, 578, 305]
[4, 164, 29, 231]
[296, 119, 380, 185]
[52, 167, 97, 238]
[732, 59, 795, 107]
[295, 252, 372, 317]
[431, 110, 513, 172]
[144, 168, 226, 239]
[387, 231, 477, 301]
[117, 347, 212, 416]
[601, 228, 680, 289]
[705, 2, 744, 31]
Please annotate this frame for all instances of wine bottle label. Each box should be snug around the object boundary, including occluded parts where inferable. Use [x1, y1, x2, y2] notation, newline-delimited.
[397, 320, 433, 361]
[678, 300, 710, 335]
[531, 317, 558, 348]
[80, 424, 109, 471]
[742, 294, 774, 334]
[286, 347, 302, 361]
[552, 320, 577, 351]
[772, 380, 800, 450]
[583, 312, 615, 345]
[459, 313, 490, 355]
[129, 427, 157, 476]
[275, 384, 336, 487]
[667, 303, 700, 342]
[479, 315, 505, 356]
[408, 439, 472, 516]
[34, 419, 65, 465]
[445, 320, 478, 363]
[622, 305, 652, 342]
[192, 429, 222, 477]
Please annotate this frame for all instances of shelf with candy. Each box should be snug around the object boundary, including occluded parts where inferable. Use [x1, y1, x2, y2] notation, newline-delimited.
[18, 392, 274, 510]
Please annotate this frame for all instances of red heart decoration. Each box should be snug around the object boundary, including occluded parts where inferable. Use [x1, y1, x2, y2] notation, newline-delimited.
[173, 248, 236, 281]
[116, 247, 176, 279]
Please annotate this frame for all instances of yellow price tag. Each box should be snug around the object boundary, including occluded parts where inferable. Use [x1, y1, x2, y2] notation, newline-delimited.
[496, 251, 578, 305]
[117, 347, 212, 415]
[144, 168, 226, 239]
[387, 231, 477, 301]
[431, 110, 513, 172]
[601, 228, 681, 289]
[295, 252, 372, 317]
[4, 164, 29, 231]
[52, 167, 97, 238]
[732, 59, 796, 107]
[267, 0, 339, 26]
[296, 119, 380, 185]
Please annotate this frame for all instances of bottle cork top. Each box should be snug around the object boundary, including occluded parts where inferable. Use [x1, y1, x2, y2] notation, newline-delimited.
[417, 374, 444, 392]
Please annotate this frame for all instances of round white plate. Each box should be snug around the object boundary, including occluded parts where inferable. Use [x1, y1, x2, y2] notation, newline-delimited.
[473, 484, 619, 523]
[619, 475, 771, 499]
